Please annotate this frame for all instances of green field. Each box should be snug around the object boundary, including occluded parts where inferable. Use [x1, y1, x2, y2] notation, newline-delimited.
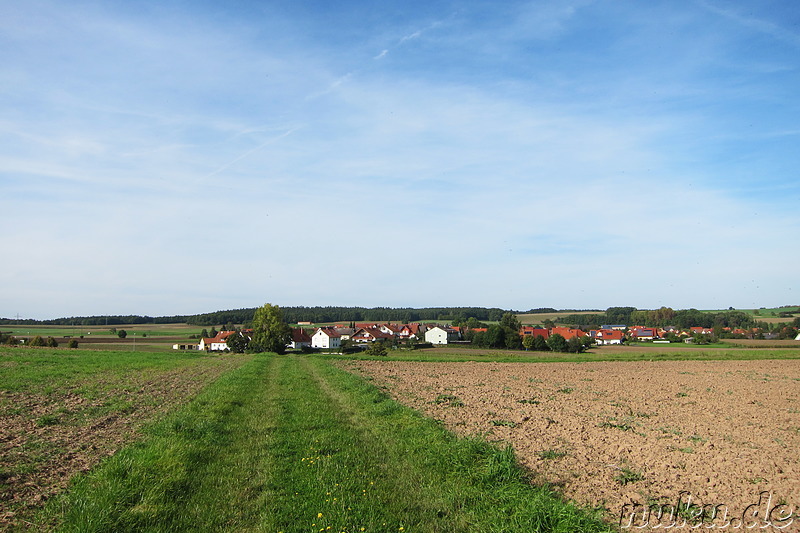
[4, 343, 800, 531]
[0, 348, 615, 532]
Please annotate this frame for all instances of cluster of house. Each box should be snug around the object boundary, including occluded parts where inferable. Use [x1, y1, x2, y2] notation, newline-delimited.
[173, 323, 462, 352]
[172, 322, 796, 352]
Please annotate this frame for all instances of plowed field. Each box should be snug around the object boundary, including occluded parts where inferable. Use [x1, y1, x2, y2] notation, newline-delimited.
[345, 359, 800, 529]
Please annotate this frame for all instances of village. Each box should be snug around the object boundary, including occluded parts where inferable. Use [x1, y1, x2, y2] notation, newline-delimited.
[179, 322, 793, 352]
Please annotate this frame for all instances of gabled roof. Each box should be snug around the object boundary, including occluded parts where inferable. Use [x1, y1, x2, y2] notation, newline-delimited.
[291, 328, 312, 343]
[352, 327, 394, 340]
[315, 327, 342, 338]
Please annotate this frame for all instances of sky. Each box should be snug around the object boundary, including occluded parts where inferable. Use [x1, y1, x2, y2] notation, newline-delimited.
[2, 0, 799, 320]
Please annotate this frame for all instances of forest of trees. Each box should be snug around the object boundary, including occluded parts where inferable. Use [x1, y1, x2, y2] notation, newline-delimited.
[184, 306, 516, 326]
[556, 306, 761, 330]
[3, 305, 798, 332]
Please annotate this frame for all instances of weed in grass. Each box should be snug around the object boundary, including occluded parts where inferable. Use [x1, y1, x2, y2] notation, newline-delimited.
[615, 466, 644, 485]
[669, 446, 694, 454]
[432, 394, 464, 407]
[537, 449, 567, 460]
[677, 502, 710, 526]
[36, 414, 60, 427]
[491, 419, 517, 428]
[516, 398, 540, 405]
[599, 418, 634, 431]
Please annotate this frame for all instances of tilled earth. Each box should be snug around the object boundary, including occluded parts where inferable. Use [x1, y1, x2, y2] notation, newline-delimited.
[344, 359, 800, 529]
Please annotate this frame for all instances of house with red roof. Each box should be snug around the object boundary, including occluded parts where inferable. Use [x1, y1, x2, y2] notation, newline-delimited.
[629, 327, 658, 341]
[311, 327, 341, 349]
[352, 326, 395, 343]
[288, 328, 312, 350]
[519, 327, 549, 339]
[198, 330, 238, 351]
[549, 327, 586, 340]
[590, 329, 624, 345]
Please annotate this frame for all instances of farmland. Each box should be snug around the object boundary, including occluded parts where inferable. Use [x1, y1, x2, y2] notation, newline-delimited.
[348, 356, 800, 530]
[2, 348, 612, 532]
[3, 341, 800, 531]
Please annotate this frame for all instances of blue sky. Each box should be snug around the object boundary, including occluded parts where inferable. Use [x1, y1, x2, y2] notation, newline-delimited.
[2, 0, 799, 319]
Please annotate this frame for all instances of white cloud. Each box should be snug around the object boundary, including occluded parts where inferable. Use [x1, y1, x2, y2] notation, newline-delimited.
[1, 0, 797, 318]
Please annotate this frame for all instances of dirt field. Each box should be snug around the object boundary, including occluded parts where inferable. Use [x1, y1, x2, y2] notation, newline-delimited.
[344, 359, 800, 529]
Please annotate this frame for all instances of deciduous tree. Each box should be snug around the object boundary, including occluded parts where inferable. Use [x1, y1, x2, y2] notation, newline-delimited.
[249, 303, 291, 354]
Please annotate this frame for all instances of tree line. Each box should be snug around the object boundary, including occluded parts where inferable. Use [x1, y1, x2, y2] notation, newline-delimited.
[556, 306, 764, 330]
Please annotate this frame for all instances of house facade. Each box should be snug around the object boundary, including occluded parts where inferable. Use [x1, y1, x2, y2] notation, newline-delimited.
[424, 326, 460, 345]
[311, 327, 341, 349]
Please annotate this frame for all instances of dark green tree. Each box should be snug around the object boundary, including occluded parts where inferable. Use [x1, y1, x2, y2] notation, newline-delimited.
[566, 336, 584, 353]
[485, 325, 506, 348]
[28, 335, 46, 347]
[68, 339, 79, 349]
[117, 329, 127, 339]
[45, 336, 58, 348]
[504, 329, 522, 350]
[365, 341, 389, 356]
[249, 303, 291, 354]
[500, 312, 521, 332]
[546, 333, 568, 353]
[226, 332, 249, 353]
[533, 335, 549, 351]
[200, 328, 209, 338]
[471, 331, 487, 347]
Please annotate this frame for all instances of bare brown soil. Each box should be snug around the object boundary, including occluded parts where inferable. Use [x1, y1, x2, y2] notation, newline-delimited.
[344, 359, 800, 529]
[0, 356, 246, 530]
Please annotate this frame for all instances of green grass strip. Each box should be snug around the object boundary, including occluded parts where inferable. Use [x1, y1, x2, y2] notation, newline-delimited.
[41, 355, 614, 532]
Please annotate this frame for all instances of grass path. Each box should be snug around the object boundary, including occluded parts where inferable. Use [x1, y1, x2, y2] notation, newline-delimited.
[41, 355, 614, 532]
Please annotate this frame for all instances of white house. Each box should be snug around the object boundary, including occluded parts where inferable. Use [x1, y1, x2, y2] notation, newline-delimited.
[288, 328, 312, 350]
[199, 331, 236, 351]
[424, 326, 460, 345]
[312, 327, 341, 349]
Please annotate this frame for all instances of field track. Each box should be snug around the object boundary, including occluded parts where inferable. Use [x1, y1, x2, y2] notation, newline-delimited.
[29, 355, 611, 532]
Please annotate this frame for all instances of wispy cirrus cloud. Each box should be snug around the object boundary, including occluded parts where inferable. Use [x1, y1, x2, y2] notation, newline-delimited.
[1, 0, 798, 318]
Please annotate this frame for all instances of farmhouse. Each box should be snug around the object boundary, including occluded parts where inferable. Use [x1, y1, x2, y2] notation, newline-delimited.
[311, 327, 341, 349]
[424, 326, 461, 345]
[198, 330, 236, 351]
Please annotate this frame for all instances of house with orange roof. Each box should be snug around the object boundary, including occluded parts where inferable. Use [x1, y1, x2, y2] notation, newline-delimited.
[519, 326, 549, 339]
[590, 329, 624, 345]
[549, 327, 586, 340]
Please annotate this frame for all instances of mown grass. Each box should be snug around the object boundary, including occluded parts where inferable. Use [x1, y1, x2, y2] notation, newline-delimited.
[39, 355, 614, 532]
